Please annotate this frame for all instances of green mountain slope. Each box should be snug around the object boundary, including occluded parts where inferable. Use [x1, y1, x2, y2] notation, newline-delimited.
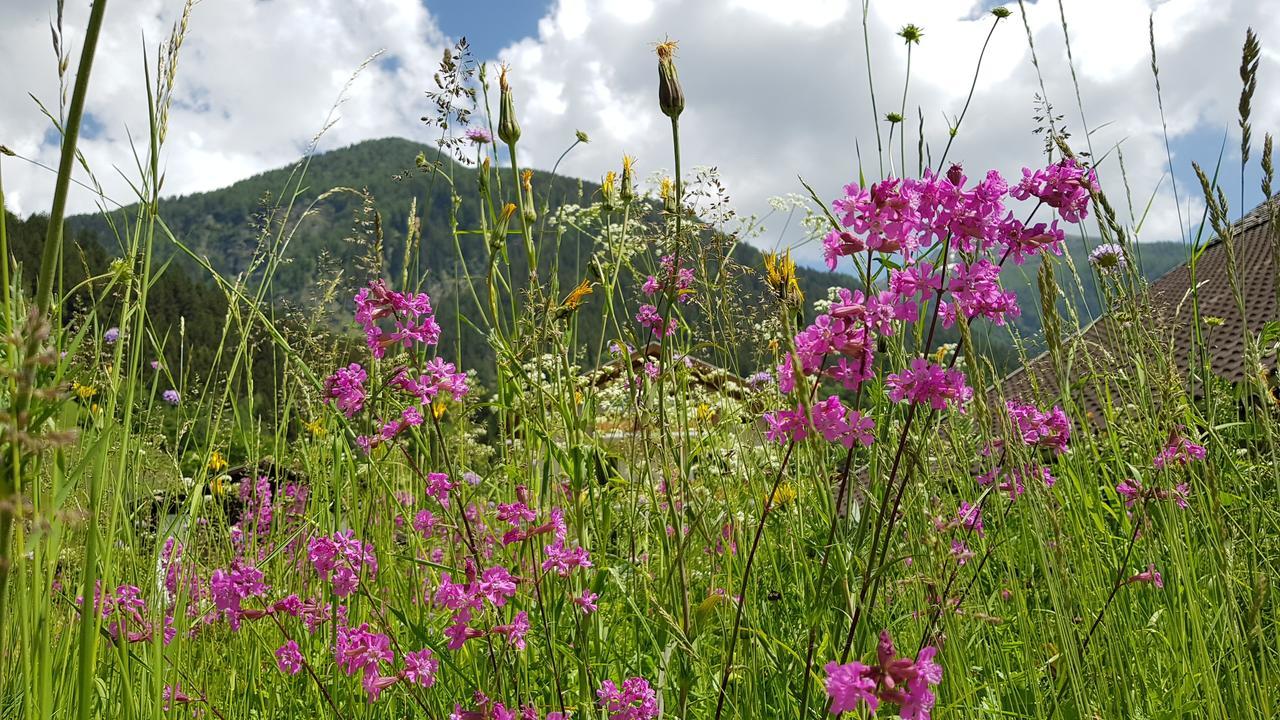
[36, 137, 1188, 392]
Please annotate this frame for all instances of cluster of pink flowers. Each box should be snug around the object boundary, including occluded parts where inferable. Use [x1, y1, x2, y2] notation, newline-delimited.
[86, 582, 173, 645]
[1009, 157, 1099, 224]
[355, 279, 440, 358]
[308, 530, 379, 598]
[333, 622, 439, 700]
[825, 630, 943, 719]
[323, 363, 367, 417]
[324, 281, 471, 454]
[635, 304, 676, 338]
[1005, 401, 1071, 454]
[764, 395, 875, 449]
[1153, 427, 1207, 469]
[597, 676, 660, 720]
[886, 359, 972, 411]
[641, 254, 695, 303]
[823, 161, 1092, 272]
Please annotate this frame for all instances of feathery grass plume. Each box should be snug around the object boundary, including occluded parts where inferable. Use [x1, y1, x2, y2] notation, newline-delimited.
[498, 64, 521, 145]
[1239, 29, 1260, 168]
[1038, 258, 1064, 382]
[956, 314, 986, 419]
[654, 38, 684, 119]
[1150, 13, 1188, 245]
[1262, 133, 1273, 200]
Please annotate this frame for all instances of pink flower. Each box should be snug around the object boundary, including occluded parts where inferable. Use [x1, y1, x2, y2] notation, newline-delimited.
[886, 359, 972, 411]
[427, 472, 454, 506]
[323, 363, 367, 417]
[493, 611, 530, 650]
[597, 677, 659, 720]
[1010, 157, 1097, 223]
[402, 647, 439, 687]
[763, 407, 809, 444]
[1127, 563, 1164, 589]
[1006, 401, 1071, 454]
[957, 501, 984, 537]
[1153, 427, 1206, 469]
[335, 623, 393, 677]
[573, 589, 599, 614]
[275, 640, 303, 675]
[362, 672, 399, 702]
[824, 661, 879, 714]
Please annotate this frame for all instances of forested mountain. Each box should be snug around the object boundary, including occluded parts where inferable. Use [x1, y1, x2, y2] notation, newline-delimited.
[7, 137, 1189, 406]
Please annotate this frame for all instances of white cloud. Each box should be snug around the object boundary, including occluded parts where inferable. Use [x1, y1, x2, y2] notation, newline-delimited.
[0, 0, 447, 215]
[3, 0, 1278, 266]
[494, 0, 1280, 260]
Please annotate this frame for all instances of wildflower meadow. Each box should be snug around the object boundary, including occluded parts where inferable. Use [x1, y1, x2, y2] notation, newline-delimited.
[0, 2, 1277, 719]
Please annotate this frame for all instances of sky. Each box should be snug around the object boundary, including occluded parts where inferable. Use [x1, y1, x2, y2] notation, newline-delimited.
[3, 0, 1280, 267]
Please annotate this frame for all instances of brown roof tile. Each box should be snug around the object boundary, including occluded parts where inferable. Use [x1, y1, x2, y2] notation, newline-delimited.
[996, 199, 1279, 422]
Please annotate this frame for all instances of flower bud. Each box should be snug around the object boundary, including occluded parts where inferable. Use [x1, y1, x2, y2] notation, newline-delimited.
[660, 176, 676, 214]
[575, 129, 590, 144]
[498, 65, 521, 145]
[620, 155, 636, 204]
[655, 40, 684, 119]
[521, 169, 537, 223]
[478, 156, 491, 197]
[601, 171, 618, 211]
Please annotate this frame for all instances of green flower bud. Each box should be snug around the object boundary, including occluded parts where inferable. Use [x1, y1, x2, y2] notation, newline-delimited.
[655, 40, 684, 119]
[498, 65, 521, 145]
[575, 129, 590, 144]
[620, 155, 636, 204]
[521, 169, 537, 223]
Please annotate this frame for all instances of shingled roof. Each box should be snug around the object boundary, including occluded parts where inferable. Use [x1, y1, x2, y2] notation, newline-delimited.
[997, 198, 1280, 421]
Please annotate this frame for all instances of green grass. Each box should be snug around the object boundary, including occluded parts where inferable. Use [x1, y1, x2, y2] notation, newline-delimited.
[0, 3, 1276, 719]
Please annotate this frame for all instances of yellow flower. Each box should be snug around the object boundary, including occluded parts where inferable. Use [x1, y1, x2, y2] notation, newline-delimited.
[208, 451, 228, 472]
[72, 381, 98, 400]
[303, 417, 326, 436]
[768, 482, 797, 508]
[696, 403, 713, 422]
[602, 170, 617, 199]
[763, 250, 803, 304]
[563, 280, 594, 309]
[432, 402, 448, 420]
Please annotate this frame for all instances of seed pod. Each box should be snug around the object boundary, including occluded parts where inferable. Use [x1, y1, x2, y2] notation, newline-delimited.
[655, 40, 684, 119]
[498, 65, 521, 145]
[620, 155, 636, 203]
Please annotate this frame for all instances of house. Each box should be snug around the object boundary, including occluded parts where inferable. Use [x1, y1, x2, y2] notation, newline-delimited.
[997, 198, 1280, 423]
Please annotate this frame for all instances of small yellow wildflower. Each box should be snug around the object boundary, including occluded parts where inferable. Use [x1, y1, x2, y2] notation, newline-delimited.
[768, 482, 797, 508]
[73, 381, 98, 400]
[303, 417, 326, 436]
[563, 280, 594, 309]
[432, 402, 448, 420]
[208, 450, 228, 473]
